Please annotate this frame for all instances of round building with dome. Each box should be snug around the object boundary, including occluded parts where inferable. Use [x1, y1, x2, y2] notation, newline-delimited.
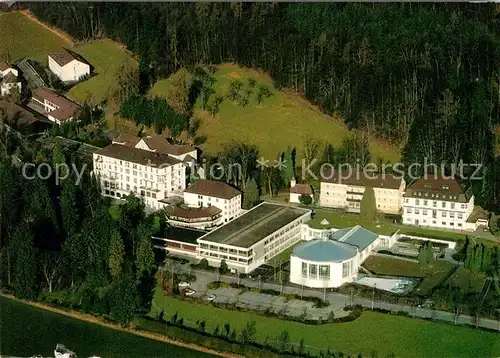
[290, 226, 380, 288]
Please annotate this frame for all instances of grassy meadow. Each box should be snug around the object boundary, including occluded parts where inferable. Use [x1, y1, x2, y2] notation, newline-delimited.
[150, 293, 500, 357]
[0, 11, 70, 63]
[150, 64, 400, 163]
[68, 40, 138, 105]
[2, 12, 137, 106]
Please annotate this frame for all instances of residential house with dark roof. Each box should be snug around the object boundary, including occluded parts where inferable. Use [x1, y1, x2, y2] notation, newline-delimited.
[319, 168, 405, 214]
[402, 176, 484, 231]
[48, 48, 91, 83]
[30, 88, 80, 125]
[0, 61, 22, 97]
[289, 177, 313, 204]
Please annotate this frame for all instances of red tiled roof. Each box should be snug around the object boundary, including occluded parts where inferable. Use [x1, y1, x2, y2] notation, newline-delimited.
[165, 205, 222, 219]
[184, 179, 240, 200]
[290, 184, 312, 195]
[143, 136, 195, 156]
[112, 133, 142, 147]
[112, 134, 196, 156]
[32, 88, 80, 122]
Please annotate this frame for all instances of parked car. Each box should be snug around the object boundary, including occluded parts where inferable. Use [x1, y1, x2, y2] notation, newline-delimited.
[178, 282, 190, 288]
[207, 294, 216, 302]
[184, 289, 196, 296]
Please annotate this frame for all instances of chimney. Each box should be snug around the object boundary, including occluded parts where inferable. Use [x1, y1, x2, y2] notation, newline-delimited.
[290, 176, 296, 188]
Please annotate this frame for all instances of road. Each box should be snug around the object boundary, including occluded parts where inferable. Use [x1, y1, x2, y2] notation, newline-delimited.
[167, 261, 500, 332]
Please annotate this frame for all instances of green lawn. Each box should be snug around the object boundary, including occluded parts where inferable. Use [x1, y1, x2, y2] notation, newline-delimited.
[151, 292, 499, 357]
[362, 256, 456, 295]
[150, 64, 399, 163]
[68, 40, 138, 105]
[0, 12, 70, 63]
[445, 267, 486, 293]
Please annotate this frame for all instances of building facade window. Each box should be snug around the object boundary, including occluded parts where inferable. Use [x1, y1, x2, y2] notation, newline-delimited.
[301, 262, 307, 277]
[309, 264, 317, 278]
[319, 265, 330, 279]
[342, 262, 350, 277]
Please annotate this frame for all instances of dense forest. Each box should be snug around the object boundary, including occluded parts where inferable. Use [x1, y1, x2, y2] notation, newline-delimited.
[0, 139, 161, 323]
[23, 3, 500, 209]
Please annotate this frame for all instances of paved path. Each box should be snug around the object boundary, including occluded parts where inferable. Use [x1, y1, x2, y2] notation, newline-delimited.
[167, 261, 500, 332]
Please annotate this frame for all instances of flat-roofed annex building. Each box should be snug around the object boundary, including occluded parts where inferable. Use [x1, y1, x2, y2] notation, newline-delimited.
[197, 202, 311, 273]
[319, 170, 405, 214]
[290, 226, 381, 288]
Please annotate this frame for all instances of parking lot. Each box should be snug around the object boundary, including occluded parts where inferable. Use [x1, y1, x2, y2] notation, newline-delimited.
[190, 286, 348, 320]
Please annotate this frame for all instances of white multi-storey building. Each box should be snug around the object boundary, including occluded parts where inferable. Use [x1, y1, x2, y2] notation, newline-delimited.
[183, 179, 242, 224]
[196, 203, 311, 273]
[319, 170, 405, 214]
[92, 143, 186, 210]
[402, 177, 474, 231]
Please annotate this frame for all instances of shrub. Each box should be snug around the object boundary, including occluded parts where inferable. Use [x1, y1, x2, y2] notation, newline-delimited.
[197, 259, 210, 270]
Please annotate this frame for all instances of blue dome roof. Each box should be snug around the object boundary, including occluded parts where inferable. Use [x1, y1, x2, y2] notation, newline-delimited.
[292, 239, 357, 262]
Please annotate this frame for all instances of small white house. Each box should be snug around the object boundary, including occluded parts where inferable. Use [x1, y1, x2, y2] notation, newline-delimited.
[289, 177, 313, 204]
[48, 49, 91, 83]
[0, 61, 22, 97]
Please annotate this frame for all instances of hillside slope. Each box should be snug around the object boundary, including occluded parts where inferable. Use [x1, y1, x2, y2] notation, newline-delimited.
[150, 64, 399, 163]
[0, 11, 69, 63]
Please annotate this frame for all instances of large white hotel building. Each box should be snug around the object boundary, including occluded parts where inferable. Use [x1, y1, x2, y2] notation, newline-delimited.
[402, 177, 476, 230]
[92, 134, 197, 210]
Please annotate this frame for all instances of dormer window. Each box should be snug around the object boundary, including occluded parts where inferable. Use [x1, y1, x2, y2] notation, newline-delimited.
[442, 185, 449, 190]
[424, 183, 432, 188]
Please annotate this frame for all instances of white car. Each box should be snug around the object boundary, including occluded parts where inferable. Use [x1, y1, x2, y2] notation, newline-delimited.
[184, 288, 196, 296]
[207, 294, 216, 302]
[178, 281, 190, 288]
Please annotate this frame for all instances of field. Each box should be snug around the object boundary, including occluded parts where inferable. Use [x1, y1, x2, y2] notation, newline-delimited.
[68, 40, 138, 105]
[2, 12, 136, 106]
[150, 293, 499, 357]
[0, 11, 70, 63]
[150, 64, 400, 163]
[362, 256, 456, 295]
